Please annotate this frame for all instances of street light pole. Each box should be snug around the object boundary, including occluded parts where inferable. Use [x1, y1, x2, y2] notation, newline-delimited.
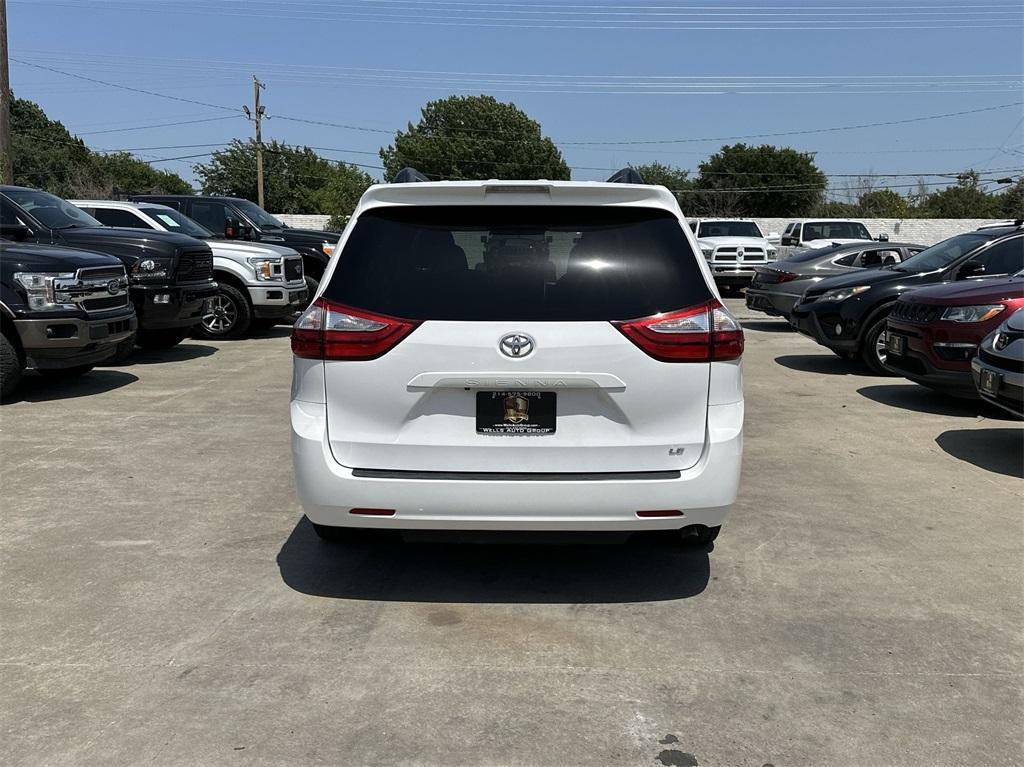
[252, 76, 266, 209]
[0, 0, 13, 185]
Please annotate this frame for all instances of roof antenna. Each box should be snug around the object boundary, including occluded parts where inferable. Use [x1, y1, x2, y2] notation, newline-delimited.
[606, 167, 646, 185]
[391, 167, 431, 184]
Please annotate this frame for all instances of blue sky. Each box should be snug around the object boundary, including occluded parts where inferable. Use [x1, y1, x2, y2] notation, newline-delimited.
[8, 0, 1024, 200]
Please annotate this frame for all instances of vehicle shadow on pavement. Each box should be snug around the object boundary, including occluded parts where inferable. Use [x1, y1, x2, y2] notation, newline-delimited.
[742, 320, 793, 333]
[2, 369, 139, 405]
[774, 354, 863, 375]
[277, 518, 711, 603]
[857, 384, 1016, 420]
[110, 343, 218, 367]
[935, 428, 1024, 478]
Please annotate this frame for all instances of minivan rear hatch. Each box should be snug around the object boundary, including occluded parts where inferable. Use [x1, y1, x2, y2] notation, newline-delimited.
[316, 205, 717, 474]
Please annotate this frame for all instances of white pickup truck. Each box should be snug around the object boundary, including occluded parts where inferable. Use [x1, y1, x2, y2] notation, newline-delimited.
[74, 200, 307, 339]
[687, 218, 779, 293]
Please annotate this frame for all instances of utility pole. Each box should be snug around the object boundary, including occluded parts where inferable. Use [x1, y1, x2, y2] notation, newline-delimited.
[0, 0, 13, 185]
[246, 76, 267, 209]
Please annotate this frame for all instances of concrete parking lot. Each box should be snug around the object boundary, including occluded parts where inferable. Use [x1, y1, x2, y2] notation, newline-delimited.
[2, 298, 1021, 767]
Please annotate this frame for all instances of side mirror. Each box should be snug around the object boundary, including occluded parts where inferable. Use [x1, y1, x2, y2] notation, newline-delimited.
[875, 233, 890, 242]
[237, 223, 254, 240]
[0, 223, 32, 241]
[957, 260, 985, 280]
[780, 236, 793, 247]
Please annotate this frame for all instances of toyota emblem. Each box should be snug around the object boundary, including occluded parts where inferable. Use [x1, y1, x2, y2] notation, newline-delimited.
[499, 333, 535, 358]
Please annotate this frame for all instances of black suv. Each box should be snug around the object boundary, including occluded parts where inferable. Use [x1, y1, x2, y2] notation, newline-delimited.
[131, 195, 336, 298]
[1, 186, 217, 354]
[790, 224, 1024, 373]
[1, 242, 136, 398]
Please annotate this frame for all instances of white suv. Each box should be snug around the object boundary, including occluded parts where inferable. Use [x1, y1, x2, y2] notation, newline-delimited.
[290, 174, 744, 545]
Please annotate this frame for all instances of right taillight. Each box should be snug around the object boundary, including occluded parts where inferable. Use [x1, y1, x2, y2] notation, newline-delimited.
[775, 270, 799, 283]
[614, 299, 744, 362]
[291, 298, 420, 361]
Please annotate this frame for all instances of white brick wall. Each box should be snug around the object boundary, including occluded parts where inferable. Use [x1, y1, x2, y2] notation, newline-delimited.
[278, 213, 1011, 246]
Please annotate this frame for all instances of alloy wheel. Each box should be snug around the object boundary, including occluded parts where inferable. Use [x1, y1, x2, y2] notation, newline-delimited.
[202, 293, 238, 335]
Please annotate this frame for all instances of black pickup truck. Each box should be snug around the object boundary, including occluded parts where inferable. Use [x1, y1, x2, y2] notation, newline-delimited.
[131, 194, 336, 299]
[0, 242, 137, 399]
[1, 186, 217, 355]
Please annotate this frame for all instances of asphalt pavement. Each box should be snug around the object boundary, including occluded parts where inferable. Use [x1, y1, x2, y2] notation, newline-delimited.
[1, 298, 1021, 766]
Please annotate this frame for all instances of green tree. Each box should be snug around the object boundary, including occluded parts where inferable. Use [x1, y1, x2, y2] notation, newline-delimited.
[997, 178, 1024, 220]
[922, 171, 1000, 218]
[633, 162, 695, 207]
[856, 189, 909, 218]
[194, 139, 372, 218]
[695, 143, 827, 217]
[11, 96, 190, 197]
[380, 95, 569, 182]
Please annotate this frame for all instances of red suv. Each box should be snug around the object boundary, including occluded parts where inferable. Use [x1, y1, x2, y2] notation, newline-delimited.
[886, 274, 1024, 397]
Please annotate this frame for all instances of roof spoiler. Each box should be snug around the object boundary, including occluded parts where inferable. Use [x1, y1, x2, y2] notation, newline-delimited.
[606, 167, 646, 184]
[391, 167, 432, 184]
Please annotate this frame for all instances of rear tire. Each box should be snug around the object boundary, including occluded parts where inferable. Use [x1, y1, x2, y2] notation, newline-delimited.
[0, 332, 24, 400]
[136, 328, 190, 350]
[859, 314, 898, 376]
[38, 365, 93, 379]
[195, 283, 252, 340]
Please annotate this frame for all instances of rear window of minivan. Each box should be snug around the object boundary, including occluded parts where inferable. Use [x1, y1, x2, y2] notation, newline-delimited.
[323, 206, 711, 321]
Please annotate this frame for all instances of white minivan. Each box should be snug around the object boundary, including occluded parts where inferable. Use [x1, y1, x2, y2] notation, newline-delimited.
[290, 173, 744, 546]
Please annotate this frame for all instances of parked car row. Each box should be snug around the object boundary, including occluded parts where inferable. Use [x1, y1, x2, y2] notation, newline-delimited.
[692, 216, 892, 293]
[746, 220, 1024, 416]
[0, 185, 332, 399]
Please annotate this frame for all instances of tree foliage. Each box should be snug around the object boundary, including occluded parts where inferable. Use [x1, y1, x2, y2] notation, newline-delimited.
[633, 162, 695, 207]
[922, 171, 1002, 218]
[194, 139, 373, 221]
[11, 97, 190, 197]
[380, 95, 569, 182]
[695, 143, 827, 217]
[856, 189, 909, 218]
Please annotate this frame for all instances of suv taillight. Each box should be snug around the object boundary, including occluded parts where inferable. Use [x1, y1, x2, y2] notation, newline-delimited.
[613, 299, 744, 362]
[291, 298, 420, 360]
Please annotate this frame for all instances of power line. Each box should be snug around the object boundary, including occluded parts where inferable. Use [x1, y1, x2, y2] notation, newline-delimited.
[78, 115, 242, 135]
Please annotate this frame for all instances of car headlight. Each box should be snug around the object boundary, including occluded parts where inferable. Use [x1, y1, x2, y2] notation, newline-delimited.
[13, 272, 78, 311]
[941, 304, 1006, 323]
[767, 247, 777, 259]
[819, 285, 871, 302]
[130, 258, 169, 281]
[247, 257, 283, 281]
[322, 242, 336, 257]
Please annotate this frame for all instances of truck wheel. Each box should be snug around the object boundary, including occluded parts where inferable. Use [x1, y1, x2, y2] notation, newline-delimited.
[859, 315, 898, 376]
[38, 365, 94, 379]
[106, 333, 137, 365]
[136, 328, 190, 349]
[196, 283, 252, 340]
[0, 332, 24, 400]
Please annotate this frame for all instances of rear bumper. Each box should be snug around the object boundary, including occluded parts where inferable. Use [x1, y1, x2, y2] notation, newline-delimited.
[709, 265, 759, 285]
[745, 288, 798, 318]
[290, 399, 743, 531]
[14, 312, 137, 370]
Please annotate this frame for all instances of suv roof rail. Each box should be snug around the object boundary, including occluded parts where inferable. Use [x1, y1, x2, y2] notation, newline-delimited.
[606, 167, 646, 185]
[391, 167, 432, 184]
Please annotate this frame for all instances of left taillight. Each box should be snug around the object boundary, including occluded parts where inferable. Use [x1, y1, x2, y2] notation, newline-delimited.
[291, 298, 420, 361]
[613, 299, 744, 362]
